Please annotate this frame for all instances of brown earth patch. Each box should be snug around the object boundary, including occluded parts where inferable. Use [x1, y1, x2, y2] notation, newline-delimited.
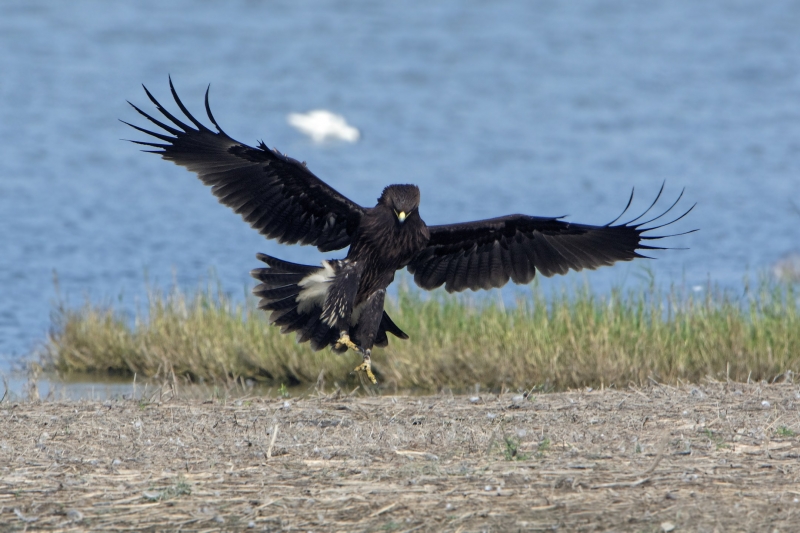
[2, 382, 799, 532]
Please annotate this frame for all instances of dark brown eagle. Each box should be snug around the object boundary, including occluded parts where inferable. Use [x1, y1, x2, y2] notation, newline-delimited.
[125, 79, 694, 383]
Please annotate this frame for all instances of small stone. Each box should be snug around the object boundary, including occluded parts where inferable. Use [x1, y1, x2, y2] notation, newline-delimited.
[761, 400, 771, 408]
[486, 413, 497, 420]
[484, 485, 493, 491]
[469, 396, 480, 404]
[13, 509, 37, 523]
[660, 521, 675, 532]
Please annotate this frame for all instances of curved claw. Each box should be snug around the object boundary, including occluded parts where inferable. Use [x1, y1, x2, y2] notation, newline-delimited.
[354, 350, 377, 384]
[336, 333, 377, 383]
[334, 333, 360, 352]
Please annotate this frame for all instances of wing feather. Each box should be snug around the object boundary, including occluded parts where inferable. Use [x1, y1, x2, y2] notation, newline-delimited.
[125, 78, 365, 252]
[490, 242, 508, 288]
[442, 250, 464, 293]
[534, 234, 570, 277]
[542, 234, 581, 271]
[508, 236, 533, 284]
[477, 245, 492, 290]
[450, 250, 472, 293]
[465, 248, 481, 291]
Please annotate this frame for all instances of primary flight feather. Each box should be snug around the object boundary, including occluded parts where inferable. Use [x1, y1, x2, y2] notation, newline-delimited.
[126, 78, 694, 383]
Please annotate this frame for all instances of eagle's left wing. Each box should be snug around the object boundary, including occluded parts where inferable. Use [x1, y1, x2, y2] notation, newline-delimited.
[124, 78, 366, 252]
[407, 189, 694, 293]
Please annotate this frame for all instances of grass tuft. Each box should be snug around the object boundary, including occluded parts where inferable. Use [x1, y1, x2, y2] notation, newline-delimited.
[143, 476, 192, 502]
[502, 436, 531, 461]
[44, 276, 800, 391]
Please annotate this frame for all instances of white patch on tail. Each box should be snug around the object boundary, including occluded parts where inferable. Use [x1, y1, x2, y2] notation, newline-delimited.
[297, 261, 336, 313]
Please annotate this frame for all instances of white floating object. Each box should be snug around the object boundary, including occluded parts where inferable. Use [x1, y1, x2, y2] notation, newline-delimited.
[287, 110, 360, 143]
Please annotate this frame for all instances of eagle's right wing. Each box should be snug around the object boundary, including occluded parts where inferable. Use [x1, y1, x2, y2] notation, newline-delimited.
[408, 187, 695, 293]
[124, 78, 365, 252]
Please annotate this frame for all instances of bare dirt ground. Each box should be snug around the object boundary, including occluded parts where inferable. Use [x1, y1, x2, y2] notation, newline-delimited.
[2, 381, 799, 532]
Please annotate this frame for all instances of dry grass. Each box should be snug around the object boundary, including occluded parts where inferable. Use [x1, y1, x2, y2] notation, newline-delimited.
[44, 278, 800, 391]
[2, 382, 799, 531]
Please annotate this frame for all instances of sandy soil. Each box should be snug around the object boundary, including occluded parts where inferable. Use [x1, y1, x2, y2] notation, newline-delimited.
[1, 382, 799, 532]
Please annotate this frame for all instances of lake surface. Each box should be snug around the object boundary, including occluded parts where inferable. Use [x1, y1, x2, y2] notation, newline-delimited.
[2, 0, 799, 374]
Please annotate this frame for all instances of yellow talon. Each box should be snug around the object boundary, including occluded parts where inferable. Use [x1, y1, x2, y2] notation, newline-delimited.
[335, 333, 360, 352]
[354, 360, 377, 384]
[336, 333, 377, 384]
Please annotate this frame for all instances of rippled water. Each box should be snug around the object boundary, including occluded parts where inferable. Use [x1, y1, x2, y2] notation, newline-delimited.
[2, 1, 799, 371]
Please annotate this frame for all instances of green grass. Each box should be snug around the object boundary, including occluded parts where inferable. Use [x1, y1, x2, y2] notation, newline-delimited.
[43, 276, 800, 391]
[502, 436, 532, 461]
[143, 476, 192, 502]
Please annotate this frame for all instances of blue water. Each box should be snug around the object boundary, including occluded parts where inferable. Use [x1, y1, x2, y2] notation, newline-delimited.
[2, 1, 799, 373]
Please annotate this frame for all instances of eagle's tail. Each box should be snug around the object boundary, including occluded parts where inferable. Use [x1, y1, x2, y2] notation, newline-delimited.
[250, 253, 408, 352]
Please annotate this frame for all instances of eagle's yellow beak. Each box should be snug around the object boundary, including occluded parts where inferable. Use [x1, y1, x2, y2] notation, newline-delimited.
[397, 211, 407, 223]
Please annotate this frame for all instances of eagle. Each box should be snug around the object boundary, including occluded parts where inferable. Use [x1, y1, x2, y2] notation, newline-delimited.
[125, 79, 694, 384]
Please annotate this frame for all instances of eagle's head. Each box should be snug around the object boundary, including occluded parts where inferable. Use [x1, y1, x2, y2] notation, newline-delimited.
[379, 184, 421, 224]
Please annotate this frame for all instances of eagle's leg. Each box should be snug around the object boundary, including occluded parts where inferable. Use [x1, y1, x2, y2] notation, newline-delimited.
[333, 332, 376, 383]
[325, 261, 361, 353]
[350, 289, 385, 385]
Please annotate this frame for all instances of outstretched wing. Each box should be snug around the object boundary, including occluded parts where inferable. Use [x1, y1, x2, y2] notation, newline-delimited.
[408, 187, 695, 293]
[123, 78, 365, 252]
